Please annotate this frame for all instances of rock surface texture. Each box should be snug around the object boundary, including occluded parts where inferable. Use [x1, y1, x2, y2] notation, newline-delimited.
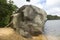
[12, 5, 47, 38]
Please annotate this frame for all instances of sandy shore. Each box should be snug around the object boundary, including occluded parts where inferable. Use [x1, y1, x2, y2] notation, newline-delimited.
[0, 27, 48, 40]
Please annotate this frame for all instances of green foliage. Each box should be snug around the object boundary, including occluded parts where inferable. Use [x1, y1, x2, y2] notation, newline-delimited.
[0, 0, 18, 27]
[47, 15, 60, 20]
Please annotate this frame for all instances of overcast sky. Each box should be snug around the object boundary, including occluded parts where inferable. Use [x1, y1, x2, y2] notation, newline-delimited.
[12, 0, 60, 16]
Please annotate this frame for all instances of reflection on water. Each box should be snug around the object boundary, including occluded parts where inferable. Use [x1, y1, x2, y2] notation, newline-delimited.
[44, 20, 60, 40]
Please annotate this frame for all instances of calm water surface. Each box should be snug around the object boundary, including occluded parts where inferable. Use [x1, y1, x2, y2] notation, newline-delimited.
[44, 20, 60, 40]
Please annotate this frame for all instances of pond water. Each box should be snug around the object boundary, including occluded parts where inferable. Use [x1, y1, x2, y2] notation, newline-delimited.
[44, 20, 60, 40]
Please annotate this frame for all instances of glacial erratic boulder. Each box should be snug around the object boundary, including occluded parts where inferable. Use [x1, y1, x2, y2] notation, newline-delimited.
[12, 5, 47, 38]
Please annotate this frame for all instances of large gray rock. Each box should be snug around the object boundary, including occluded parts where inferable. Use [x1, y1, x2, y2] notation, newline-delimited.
[12, 5, 47, 38]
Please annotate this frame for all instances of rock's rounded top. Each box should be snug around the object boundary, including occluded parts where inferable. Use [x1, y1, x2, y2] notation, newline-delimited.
[15, 5, 47, 21]
[16, 5, 44, 13]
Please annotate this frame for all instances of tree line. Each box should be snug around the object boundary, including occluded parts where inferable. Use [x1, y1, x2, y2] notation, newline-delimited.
[0, 0, 18, 27]
[47, 15, 60, 20]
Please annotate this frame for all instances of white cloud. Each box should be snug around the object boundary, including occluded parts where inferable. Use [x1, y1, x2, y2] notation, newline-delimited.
[46, 7, 60, 16]
[45, 0, 60, 16]
[46, 0, 60, 6]
[13, 0, 43, 8]
[13, 0, 26, 7]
